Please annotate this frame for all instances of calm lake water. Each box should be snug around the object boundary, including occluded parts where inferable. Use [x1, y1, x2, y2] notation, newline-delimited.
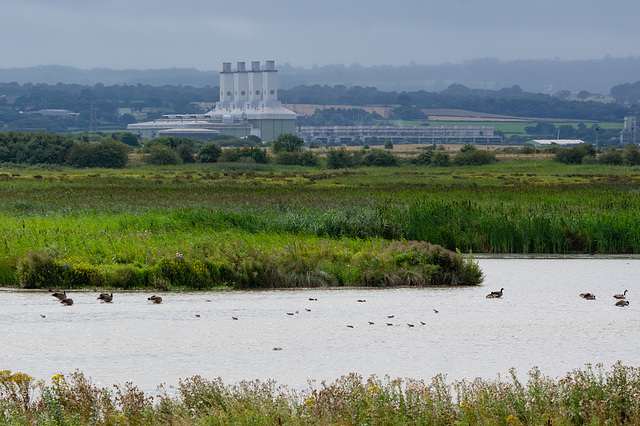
[1, 257, 638, 394]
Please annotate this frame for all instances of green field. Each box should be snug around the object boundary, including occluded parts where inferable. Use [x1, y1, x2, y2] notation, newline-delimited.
[1, 160, 640, 289]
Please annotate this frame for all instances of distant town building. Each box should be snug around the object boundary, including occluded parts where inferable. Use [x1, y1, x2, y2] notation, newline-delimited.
[528, 139, 586, 146]
[298, 125, 501, 145]
[620, 116, 637, 144]
[128, 60, 296, 142]
[25, 109, 79, 118]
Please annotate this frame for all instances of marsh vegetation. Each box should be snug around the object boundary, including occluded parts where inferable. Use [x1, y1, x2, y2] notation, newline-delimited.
[2, 363, 640, 425]
[2, 160, 640, 289]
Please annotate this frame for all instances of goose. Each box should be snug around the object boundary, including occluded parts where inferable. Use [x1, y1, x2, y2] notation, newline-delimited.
[148, 295, 162, 304]
[580, 293, 596, 300]
[486, 288, 504, 298]
[60, 297, 73, 306]
[407, 324, 415, 327]
[368, 321, 375, 325]
[51, 290, 66, 300]
[615, 300, 630, 307]
[346, 325, 354, 328]
[613, 290, 628, 300]
[357, 299, 366, 303]
[97, 293, 113, 303]
[231, 317, 238, 320]
[387, 315, 395, 318]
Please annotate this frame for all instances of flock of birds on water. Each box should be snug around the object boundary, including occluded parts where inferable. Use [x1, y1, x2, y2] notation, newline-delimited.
[41, 287, 630, 351]
[48, 290, 162, 306]
[486, 287, 630, 307]
[48, 287, 631, 307]
[43, 286, 629, 325]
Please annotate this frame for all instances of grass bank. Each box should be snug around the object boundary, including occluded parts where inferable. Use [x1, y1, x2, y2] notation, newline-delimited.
[2, 362, 639, 424]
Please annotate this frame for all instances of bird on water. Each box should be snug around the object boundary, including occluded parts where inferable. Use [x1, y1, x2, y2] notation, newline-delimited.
[580, 293, 596, 300]
[60, 297, 73, 306]
[486, 288, 504, 298]
[615, 300, 630, 307]
[148, 295, 162, 304]
[97, 293, 113, 303]
[613, 290, 628, 300]
[50, 290, 66, 300]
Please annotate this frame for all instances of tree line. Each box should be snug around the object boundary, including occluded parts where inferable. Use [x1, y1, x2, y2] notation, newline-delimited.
[1, 80, 639, 134]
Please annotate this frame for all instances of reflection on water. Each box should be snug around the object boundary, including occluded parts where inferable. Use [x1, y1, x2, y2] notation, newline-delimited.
[1, 258, 638, 393]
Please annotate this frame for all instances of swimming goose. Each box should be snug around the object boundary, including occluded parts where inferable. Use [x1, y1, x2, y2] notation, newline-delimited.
[60, 297, 73, 306]
[615, 300, 630, 307]
[486, 288, 504, 298]
[148, 295, 162, 304]
[97, 293, 113, 303]
[613, 290, 628, 300]
[580, 293, 596, 300]
[51, 290, 66, 300]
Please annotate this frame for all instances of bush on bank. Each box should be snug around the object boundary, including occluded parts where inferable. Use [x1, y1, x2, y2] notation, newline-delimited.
[2, 362, 640, 425]
[13, 239, 483, 290]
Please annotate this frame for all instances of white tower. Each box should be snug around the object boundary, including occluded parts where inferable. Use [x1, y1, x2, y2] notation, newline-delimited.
[219, 62, 234, 108]
[263, 60, 279, 105]
[248, 61, 263, 107]
[233, 62, 249, 108]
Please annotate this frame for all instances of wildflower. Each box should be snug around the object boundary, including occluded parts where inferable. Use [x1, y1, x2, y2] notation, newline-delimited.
[507, 414, 516, 423]
[175, 252, 183, 259]
[305, 397, 316, 406]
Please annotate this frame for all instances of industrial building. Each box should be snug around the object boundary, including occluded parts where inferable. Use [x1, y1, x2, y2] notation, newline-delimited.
[620, 116, 637, 144]
[128, 61, 297, 142]
[297, 125, 502, 145]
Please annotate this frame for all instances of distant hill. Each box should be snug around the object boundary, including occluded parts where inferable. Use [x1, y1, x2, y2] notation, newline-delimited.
[1, 57, 640, 95]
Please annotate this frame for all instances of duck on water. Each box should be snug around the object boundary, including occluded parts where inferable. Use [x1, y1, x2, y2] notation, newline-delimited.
[486, 288, 504, 299]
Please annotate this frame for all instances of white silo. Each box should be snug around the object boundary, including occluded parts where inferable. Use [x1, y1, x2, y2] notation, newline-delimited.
[234, 62, 249, 107]
[219, 62, 234, 108]
[248, 60, 263, 107]
[263, 60, 278, 105]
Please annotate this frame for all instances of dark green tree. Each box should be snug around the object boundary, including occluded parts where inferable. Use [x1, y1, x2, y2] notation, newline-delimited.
[145, 145, 181, 165]
[622, 144, 640, 166]
[67, 138, 130, 168]
[271, 133, 305, 153]
[363, 149, 398, 166]
[198, 143, 222, 163]
[453, 144, 498, 166]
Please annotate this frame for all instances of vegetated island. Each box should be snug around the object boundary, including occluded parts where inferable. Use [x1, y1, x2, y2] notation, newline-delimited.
[1, 362, 638, 424]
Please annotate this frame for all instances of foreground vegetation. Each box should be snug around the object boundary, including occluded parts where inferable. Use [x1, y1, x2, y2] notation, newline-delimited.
[2, 363, 640, 425]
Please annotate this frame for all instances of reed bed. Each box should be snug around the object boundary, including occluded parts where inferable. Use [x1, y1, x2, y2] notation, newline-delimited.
[2, 362, 640, 425]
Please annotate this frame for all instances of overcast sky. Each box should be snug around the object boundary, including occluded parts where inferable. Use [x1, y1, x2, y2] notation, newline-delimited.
[3, 0, 639, 71]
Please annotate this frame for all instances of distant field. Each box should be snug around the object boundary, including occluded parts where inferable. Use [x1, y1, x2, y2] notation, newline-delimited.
[380, 120, 623, 137]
